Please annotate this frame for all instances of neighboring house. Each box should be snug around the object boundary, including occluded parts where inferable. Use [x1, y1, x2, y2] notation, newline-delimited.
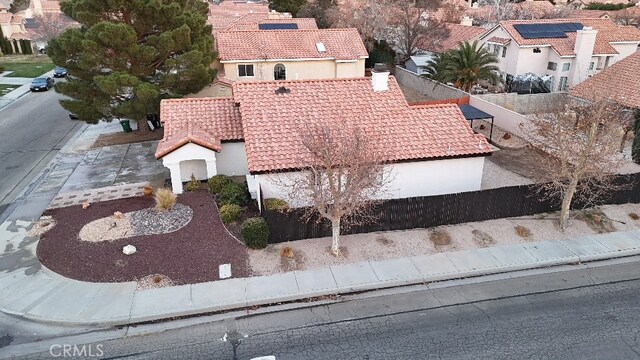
[207, 0, 291, 33]
[0, 8, 31, 53]
[405, 54, 434, 75]
[204, 28, 368, 97]
[569, 50, 640, 109]
[479, 18, 640, 92]
[417, 21, 487, 55]
[155, 73, 492, 202]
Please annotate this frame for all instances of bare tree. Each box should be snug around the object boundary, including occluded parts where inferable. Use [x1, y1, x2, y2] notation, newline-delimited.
[326, 0, 390, 51]
[614, 7, 640, 26]
[286, 122, 392, 256]
[529, 100, 628, 230]
[383, 0, 447, 61]
[476, 0, 534, 25]
[29, 13, 77, 44]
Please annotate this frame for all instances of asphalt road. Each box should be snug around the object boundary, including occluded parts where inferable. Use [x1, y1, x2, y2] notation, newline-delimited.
[0, 84, 82, 217]
[8, 259, 640, 360]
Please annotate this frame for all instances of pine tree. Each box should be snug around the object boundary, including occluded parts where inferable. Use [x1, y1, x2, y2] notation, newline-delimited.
[47, 0, 216, 131]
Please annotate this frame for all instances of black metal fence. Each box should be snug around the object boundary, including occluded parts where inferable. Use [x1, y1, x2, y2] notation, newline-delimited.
[262, 173, 640, 243]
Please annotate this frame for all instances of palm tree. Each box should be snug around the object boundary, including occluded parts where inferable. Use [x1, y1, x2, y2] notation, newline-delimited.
[422, 40, 502, 92]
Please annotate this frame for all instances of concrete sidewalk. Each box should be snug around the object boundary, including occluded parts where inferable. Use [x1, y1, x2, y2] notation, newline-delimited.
[1, 229, 640, 326]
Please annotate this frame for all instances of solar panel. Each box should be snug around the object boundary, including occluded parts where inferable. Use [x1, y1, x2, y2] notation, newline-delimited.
[258, 23, 299, 30]
[513, 23, 584, 39]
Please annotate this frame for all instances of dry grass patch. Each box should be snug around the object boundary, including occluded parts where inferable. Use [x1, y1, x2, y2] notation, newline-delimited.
[515, 225, 532, 239]
[575, 209, 616, 233]
[279, 245, 305, 272]
[429, 228, 452, 246]
[375, 235, 394, 246]
[472, 229, 496, 247]
[629, 212, 639, 220]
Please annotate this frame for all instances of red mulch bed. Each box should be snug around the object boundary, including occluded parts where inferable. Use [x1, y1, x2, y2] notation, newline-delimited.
[37, 190, 249, 285]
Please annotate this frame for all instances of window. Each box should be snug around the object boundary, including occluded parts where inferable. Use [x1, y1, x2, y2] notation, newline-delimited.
[533, 48, 541, 53]
[274, 63, 286, 80]
[238, 64, 254, 77]
[562, 62, 570, 72]
[589, 61, 595, 70]
[545, 75, 555, 92]
[547, 62, 557, 71]
[559, 76, 568, 91]
[493, 44, 499, 56]
[501, 46, 507, 58]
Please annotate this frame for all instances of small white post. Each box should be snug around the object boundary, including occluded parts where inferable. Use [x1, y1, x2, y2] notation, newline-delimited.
[165, 162, 183, 194]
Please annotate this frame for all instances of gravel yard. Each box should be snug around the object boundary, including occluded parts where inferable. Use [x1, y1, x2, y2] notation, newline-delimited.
[37, 191, 249, 285]
[249, 203, 640, 276]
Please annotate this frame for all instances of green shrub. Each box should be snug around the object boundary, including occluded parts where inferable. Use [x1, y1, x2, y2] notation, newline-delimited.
[219, 182, 249, 206]
[241, 217, 269, 249]
[208, 175, 231, 194]
[264, 198, 289, 212]
[219, 204, 242, 223]
[185, 174, 200, 192]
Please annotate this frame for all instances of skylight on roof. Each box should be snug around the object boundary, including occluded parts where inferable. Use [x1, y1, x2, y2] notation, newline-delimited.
[316, 42, 326, 53]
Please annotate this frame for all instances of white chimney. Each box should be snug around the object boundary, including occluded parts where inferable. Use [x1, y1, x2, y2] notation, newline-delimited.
[460, 16, 473, 27]
[572, 26, 597, 86]
[371, 63, 390, 92]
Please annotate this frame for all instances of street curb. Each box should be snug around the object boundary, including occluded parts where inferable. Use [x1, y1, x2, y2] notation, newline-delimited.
[5, 243, 640, 327]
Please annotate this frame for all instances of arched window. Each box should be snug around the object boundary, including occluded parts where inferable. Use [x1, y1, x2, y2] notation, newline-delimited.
[274, 63, 286, 80]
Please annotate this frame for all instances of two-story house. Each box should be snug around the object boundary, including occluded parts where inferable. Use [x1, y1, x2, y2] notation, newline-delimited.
[201, 28, 368, 97]
[479, 18, 640, 92]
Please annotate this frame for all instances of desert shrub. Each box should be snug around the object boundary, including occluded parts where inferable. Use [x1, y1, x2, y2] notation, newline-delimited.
[220, 182, 249, 206]
[502, 132, 512, 140]
[264, 198, 289, 212]
[155, 188, 177, 211]
[429, 228, 451, 246]
[515, 225, 532, 238]
[280, 245, 294, 258]
[219, 204, 242, 223]
[472, 229, 495, 247]
[241, 217, 269, 249]
[185, 174, 200, 192]
[629, 213, 639, 220]
[208, 175, 231, 194]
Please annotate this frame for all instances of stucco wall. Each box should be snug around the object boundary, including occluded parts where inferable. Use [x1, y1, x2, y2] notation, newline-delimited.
[256, 157, 486, 208]
[162, 143, 217, 182]
[216, 142, 250, 176]
[394, 66, 468, 100]
[222, 59, 365, 82]
[473, 92, 569, 114]
[469, 96, 530, 137]
[610, 43, 640, 65]
[186, 83, 232, 98]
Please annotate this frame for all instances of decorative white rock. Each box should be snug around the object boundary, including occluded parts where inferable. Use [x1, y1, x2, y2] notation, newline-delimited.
[123, 245, 137, 255]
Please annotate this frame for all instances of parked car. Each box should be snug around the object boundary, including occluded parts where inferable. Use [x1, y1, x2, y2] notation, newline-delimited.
[30, 77, 54, 92]
[53, 66, 68, 78]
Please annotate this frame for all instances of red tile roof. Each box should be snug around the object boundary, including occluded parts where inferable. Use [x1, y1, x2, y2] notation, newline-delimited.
[570, 51, 640, 109]
[487, 18, 640, 56]
[232, 77, 491, 173]
[216, 28, 368, 62]
[155, 98, 242, 158]
[0, 12, 12, 24]
[419, 23, 486, 53]
[486, 36, 511, 45]
[224, 16, 318, 31]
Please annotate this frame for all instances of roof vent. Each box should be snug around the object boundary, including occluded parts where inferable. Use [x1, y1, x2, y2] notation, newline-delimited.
[234, 101, 240, 107]
[316, 42, 326, 53]
[275, 86, 291, 95]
